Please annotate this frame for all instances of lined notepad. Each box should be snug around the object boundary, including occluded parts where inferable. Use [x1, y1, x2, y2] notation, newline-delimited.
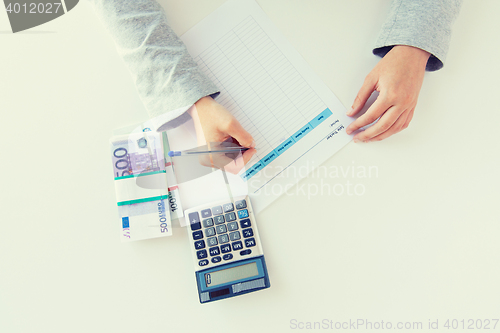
[193, 16, 330, 172]
[175, 0, 353, 212]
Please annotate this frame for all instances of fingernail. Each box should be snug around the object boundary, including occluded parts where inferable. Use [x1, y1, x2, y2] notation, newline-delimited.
[346, 107, 354, 116]
[353, 138, 360, 143]
[249, 140, 256, 148]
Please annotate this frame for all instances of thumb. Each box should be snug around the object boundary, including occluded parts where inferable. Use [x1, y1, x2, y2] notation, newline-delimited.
[224, 118, 255, 148]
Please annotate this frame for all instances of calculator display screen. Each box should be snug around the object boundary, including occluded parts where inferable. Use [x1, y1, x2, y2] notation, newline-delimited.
[205, 262, 258, 287]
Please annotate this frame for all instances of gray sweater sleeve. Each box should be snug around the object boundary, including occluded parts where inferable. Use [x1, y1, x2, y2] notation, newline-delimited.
[87, 0, 219, 130]
[374, 0, 463, 71]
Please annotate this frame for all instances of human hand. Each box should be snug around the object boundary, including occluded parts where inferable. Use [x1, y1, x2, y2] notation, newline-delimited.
[190, 96, 256, 173]
[346, 45, 430, 142]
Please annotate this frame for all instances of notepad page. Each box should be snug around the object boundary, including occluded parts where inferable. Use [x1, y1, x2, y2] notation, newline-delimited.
[194, 16, 328, 162]
[179, 0, 353, 212]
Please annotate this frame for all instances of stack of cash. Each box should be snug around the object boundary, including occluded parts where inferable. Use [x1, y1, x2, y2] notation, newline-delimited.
[161, 131, 183, 222]
[110, 131, 172, 241]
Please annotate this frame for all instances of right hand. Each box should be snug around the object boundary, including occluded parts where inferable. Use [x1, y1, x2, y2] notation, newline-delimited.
[190, 96, 256, 173]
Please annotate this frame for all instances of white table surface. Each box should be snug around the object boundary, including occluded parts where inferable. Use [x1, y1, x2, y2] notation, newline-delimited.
[1, 1, 499, 332]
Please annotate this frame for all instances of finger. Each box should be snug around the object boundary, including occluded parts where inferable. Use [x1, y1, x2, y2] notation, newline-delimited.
[352, 105, 403, 142]
[202, 152, 232, 169]
[200, 149, 257, 174]
[401, 108, 415, 130]
[223, 149, 256, 174]
[241, 148, 256, 165]
[223, 118, 255, 148]
[365, 109, 410, 142]
[348, 75, 376, 116]
[197, 154, 216, 168]
[346, 96, 391, 135]
[387, 106, 414, 134]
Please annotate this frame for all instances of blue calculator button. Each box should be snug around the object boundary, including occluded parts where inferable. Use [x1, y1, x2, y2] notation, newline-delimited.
[229, 231, 241, 241]
[198, 259, 209, 266]
[214, 215, 225, 224]
[240, 249, 252, 256]
[235, 200, 247, 209]
[190, 222, 201, 231]
[192, 230, 203, 240]
[188, 212, 200, 224]
[211, 256, 221, 264]
[220, 244, 231, 253]
[232, 241, 243, 251]
[209, 246, 220, 256]
[239, 218, 251, 228]
[201, 209, 212, 218]
[242, 228, 253, 238]
[196, 250, 207, 259]
[223, 254, 233, 260]
[194, 240, 205, 249]
[223, 203, 234, 212]
[238, 209, 249, 219]
[202, 218, 214, 228]
[225, 212, 236, 222]
[212, 206, 223, 215]
[244, 238, 256, 248]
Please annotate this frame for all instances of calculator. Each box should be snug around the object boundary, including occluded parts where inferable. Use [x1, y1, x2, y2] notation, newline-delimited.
[185, 196, 270, 303]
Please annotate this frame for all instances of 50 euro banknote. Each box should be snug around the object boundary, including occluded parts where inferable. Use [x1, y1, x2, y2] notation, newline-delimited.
[111, 131, 175, 242]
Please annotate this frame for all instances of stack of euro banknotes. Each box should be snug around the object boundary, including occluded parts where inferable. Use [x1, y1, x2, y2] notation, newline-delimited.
[110, 129, 182, 242]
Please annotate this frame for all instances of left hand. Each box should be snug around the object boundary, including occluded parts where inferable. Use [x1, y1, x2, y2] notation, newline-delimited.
[346, 45, 430, 142]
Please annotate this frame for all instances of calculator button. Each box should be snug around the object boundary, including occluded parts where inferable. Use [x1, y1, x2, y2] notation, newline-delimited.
[188, 212, 200, 224]
[198, 259, 209, 266]
[235, 200, 247, 209]
[209, 246, 220, 256]
[218, 234, 229, 244]
[190, 222, 201, 231]
[240, 249, 252, 256]
[229, 231, 241, 241]
[220, 244, 231, 253]
[196, 249, 207, 259]
[223, 254, 233, 261]
[207, 237, 218, 246]
[227, 222, 239, 231]
[205, 227, 216, 237]
[242, 228, 253, 238]
[211, 256, 222, 264]
[244, 238, 256, 248]
[225, 212, 236, 222]
[212, 206, 223, 215]
[238, 209, 249, 219]
[216, 224, 227, 234]
[239, 218, 251, 228]
[232, 241, 243, 251]
[223, 203, 234, 212]
[202, 218, 214, 228]
[194, 240, 205, 249]
[192, 230, 203, 240]
[201, 209, 212, 218]
[214, 215, 225, 224]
